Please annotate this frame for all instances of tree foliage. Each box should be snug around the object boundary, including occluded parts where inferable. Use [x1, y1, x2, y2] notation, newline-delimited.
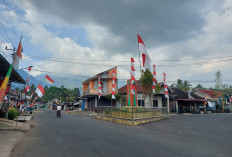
[139, 69, 153, 106]
[215, 70, 223, 91]
[171, 79, 192, 92]
[36, 85, 80, 103]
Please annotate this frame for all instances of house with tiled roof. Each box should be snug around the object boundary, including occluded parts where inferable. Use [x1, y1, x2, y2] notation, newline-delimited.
[192, 89, 224, 109]
[82, 67, 118, 111]
[118, 80, 165, 108]
[169, 88, 205, 113]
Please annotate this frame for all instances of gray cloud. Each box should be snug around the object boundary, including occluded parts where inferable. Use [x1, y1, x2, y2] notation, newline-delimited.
[20, 0, 224, 54]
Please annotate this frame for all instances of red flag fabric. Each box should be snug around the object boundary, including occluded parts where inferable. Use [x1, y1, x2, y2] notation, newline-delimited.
[137, 34, 151, 70]
[45, 75, 54, 84]
[16, 42, 22, 59]
[35, 84, 45, 98]
[28, 66, 32, 71]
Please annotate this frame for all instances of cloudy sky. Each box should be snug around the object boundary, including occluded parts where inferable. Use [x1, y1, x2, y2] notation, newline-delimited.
[0, 0, 232, 88]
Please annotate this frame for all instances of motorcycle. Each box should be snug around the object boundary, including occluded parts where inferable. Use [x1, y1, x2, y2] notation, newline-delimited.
[57, 110, 61, 117]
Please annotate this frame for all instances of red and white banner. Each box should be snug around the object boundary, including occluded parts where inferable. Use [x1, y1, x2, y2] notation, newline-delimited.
[25, 85, 29, 92]
[153, 65, 157, 93]
[35, 84, 45, 98]
[45, 75, 54, 85]
[163, 72, 168, 98]
[98, 75, 102, 99]
[14, 40, 23, 69]
[131, 57, 136, 95]
[112, 69, 116, 99]
[137, 34, 151, 70]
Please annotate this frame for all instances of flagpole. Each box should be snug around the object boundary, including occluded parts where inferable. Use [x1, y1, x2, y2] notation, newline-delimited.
[138, 43, 141, 72]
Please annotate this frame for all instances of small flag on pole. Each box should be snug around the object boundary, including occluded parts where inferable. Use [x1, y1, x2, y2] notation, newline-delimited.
[35, 84, 45, 98]
[45, 75, 54, 84]
[112, 69, 116, 99]
[137, 34, 151, 70]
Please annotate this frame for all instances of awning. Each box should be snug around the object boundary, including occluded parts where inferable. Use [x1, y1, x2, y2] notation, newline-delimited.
[0, 54, 26, 84]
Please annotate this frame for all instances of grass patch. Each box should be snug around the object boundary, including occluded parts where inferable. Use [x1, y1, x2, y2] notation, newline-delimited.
[0, 123, 9, 128]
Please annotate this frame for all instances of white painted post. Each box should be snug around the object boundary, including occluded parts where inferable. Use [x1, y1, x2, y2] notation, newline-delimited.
[176, 101, 178, 113]
[167, 97, 170, 114]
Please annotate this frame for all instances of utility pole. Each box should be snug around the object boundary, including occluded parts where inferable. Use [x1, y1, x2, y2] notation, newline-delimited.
[0, 45, 17, 107]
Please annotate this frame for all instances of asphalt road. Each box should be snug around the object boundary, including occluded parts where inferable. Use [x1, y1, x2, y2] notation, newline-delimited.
[11, 109, 232, 157]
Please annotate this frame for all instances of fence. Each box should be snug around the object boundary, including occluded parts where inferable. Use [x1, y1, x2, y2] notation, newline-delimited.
[96, 106, 168, 120]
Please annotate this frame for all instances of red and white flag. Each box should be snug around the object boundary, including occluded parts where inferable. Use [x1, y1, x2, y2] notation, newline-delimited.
[28, 66, 32, 71]
[112, 69, 116, 99]
[98, 75, 102, 99]
[45, 75, 54, 85]
[25, 85, 29, 92]
[153, 65, 157, 93]
[137, 34, 151, 70]
[35, 84, 45, 98]
[163, 72, 168, 98]
[131, 57, 136, 95]
[14, 40, 23, 69]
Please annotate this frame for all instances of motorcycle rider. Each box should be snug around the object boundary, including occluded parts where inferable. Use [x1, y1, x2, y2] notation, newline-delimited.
[57, 104, 62, 117]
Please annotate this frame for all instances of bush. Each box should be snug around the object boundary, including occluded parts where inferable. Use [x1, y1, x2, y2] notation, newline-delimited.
[8, 108, 18, 120]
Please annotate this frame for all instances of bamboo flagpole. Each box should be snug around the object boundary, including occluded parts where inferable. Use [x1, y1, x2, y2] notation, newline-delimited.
[0, 36, 22, 105]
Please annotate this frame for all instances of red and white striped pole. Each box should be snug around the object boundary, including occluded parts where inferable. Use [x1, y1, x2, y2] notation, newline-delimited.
[163, 72, 169, 113]
[153, 65, 157, 93]
[163, 72, 168, 98]
[131, 57, 136, 95]
[24, 66, 32, 93]
[98, 75, 102, 99]
[112, 70, 116, 99]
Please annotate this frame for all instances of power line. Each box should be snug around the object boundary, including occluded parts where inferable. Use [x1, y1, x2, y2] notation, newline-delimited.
[26, 55, 232, 63]
[25, 55, 232, 67]
[3, 0, 19, 38]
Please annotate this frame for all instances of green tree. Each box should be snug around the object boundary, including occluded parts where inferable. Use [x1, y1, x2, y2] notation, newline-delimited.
[193, 84, 205, 90]
[182, 80, 192, 92]
[172, 79, 192, 91]
[215, 70, 222, 90]
[140, 69, 153, 106]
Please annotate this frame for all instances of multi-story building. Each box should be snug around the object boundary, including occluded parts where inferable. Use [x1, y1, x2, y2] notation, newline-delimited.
[82, 67, 117, 111]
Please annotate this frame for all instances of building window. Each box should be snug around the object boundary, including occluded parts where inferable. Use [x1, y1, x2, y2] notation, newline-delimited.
[138, 100, 144, 107]
[153, 100, 158, 107]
